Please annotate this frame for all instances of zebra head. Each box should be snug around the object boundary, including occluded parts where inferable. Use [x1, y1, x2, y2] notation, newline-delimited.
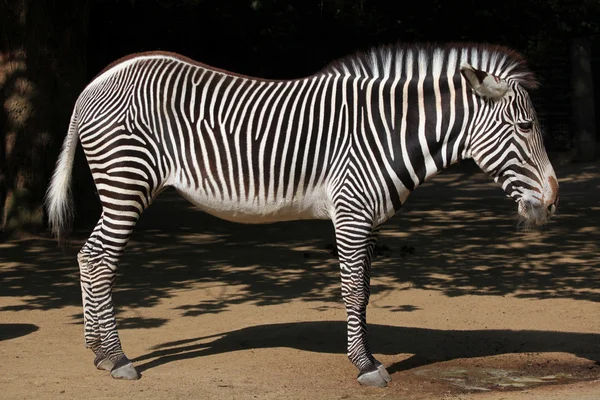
[461, 62, 559, 226]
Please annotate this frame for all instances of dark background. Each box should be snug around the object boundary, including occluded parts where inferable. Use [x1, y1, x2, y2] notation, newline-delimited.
[1, 0, 599, 239]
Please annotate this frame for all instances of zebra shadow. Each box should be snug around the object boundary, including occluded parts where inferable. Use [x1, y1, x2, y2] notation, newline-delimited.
[132, 321, 600, 375]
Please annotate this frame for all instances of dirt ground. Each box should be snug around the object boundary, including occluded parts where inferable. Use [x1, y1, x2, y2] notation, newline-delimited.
[1, 157, 599, 400]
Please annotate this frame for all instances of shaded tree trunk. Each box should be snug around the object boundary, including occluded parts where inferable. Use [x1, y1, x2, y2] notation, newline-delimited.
[0, 0, 90, 239]
[571, 37, 597, 161]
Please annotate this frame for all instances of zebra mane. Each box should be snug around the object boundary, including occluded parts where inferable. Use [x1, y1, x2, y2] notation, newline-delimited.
[322, 42, 539, 90]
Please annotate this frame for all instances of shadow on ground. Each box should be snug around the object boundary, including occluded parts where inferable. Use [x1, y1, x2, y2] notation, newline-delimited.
[0, 324, 39, 341]
[1, 161, 598, 325]
[132, 321, 600, 374]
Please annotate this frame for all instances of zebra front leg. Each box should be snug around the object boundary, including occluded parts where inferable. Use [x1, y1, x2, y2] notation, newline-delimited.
[335, 222, 391, 387]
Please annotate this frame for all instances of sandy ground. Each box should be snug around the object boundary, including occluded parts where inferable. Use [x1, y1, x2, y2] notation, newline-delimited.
[1, 158, 599, 399]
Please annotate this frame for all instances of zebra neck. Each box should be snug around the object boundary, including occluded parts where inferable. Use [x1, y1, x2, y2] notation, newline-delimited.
[356, 74, 474, 191]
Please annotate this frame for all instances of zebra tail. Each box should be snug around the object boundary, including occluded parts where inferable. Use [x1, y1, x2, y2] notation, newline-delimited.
[45, 107, 79, 245]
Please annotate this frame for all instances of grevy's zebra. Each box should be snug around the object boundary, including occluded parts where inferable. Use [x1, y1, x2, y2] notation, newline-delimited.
[46, 42, 559, 386]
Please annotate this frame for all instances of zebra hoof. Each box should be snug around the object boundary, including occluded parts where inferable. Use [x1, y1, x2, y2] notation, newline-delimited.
[375, 363, 392, 383]
[110, 356, 140, 380]
[357, 367, 388, 387]
[94, 354, 114, 371]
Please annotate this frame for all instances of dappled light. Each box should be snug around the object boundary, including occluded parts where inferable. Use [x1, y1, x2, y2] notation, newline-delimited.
[1, 2, 599, 398]
[0, 162, 598, 327]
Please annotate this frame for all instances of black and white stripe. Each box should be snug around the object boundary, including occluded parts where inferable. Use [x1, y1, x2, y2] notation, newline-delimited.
[45, 42, 558, 385]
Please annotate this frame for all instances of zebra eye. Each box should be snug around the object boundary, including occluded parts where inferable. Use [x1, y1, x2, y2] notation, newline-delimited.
[517, 121, 533, 131]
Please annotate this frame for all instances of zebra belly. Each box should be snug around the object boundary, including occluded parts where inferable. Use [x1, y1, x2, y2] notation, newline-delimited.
[174, 186, 333, 224]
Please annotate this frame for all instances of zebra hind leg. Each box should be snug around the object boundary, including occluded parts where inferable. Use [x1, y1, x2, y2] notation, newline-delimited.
[94, 212, 140, 379]
[78, 256, 112, 372]
[78, 219, 115, 371]
[78, 206, 145, 379]
[335, 220, 392, 387]
[73, 125, 160, 379]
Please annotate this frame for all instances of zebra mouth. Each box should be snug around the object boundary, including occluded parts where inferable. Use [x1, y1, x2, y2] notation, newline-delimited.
[517, 198, 552, 227]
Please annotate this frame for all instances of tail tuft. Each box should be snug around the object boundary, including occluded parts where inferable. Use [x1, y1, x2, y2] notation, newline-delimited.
[45, 109, 79, 245]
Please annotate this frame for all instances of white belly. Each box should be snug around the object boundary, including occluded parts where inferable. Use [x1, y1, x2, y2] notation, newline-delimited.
[174, 185, 333, 224]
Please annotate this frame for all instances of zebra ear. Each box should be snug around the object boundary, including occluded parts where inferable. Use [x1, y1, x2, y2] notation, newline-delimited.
[460, 62, 509, 101]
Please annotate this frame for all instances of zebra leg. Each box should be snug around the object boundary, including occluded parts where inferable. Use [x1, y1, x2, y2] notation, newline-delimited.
[77, 218, 114, 371]
[74, 127, 159, 379]
[78, 197, 145, 380]
[89, 210, 141, 380]
[365, 228, 392, 384]
[335, 221, 391, 387]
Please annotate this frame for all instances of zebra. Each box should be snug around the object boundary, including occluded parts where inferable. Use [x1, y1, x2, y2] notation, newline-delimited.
[45, 42, 559, 387]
